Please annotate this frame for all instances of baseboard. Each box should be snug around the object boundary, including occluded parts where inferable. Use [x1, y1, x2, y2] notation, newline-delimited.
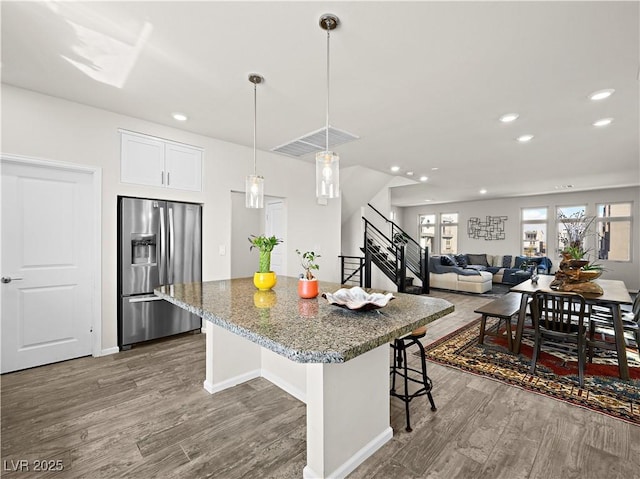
[98, 347, 119, 357]
[202, 369, 261, 395]
[302, 427, 393, 479]
[261, 368, 306, 403]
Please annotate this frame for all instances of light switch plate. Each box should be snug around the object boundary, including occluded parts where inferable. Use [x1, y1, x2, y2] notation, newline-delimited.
[219, 245, 226, 255]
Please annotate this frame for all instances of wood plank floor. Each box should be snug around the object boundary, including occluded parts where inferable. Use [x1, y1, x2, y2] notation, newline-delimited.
[2, 290, 639, 478]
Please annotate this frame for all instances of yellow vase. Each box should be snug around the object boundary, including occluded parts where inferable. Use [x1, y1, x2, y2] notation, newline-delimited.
[253, 271, 277, 291]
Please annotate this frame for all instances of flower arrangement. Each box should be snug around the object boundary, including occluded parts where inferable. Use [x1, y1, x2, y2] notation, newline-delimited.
[552, 210, 604, 293]
[557, 209, 596, 260]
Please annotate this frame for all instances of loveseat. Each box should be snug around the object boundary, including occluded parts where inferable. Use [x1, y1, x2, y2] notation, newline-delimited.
[429, 254, 552, 294]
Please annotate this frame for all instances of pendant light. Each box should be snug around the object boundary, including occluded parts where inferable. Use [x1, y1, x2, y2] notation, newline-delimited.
[246, 73, 265, 208]
[316, 14, 340, 199]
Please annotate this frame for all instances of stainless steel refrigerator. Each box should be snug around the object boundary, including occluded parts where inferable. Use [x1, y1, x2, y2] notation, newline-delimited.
[118, 196, 202, 350]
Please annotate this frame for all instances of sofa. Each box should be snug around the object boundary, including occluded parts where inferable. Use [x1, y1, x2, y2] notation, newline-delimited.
[429, 256, 493, 293]
[429, 254, 552, 293]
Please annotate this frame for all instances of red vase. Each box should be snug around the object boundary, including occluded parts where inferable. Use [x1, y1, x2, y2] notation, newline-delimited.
[298, 279, 319, 299]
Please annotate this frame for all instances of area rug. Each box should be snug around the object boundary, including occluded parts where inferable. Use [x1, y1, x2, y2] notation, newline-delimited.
[423, 317, 640, 424]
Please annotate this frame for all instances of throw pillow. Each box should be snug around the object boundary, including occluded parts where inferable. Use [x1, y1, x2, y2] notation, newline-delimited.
[502, 255, 513, 268]
[514, 256, 528, 269]
[467, 253, 489, 267]
[454, 254, 468, 268]
[440, 255, 456, 266]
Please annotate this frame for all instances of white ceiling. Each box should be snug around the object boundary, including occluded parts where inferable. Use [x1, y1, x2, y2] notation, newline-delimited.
[2, 1, 639, 206]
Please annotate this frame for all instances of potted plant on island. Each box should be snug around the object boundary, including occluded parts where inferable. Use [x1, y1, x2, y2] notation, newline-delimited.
[249, 234, 282, 291]
[296, 249, 321, 299]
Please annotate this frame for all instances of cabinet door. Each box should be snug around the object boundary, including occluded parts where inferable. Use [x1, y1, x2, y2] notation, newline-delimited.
[121, 133, 165, 187]
[165, 143, 202, 191]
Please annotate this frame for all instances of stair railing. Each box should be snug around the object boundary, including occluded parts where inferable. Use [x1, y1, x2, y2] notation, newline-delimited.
[339, 255, 364, 287]
[366, 203, 429, 293]
[363, 218, 409, 292]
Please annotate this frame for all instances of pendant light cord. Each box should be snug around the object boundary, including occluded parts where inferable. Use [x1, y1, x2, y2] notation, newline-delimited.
[325, 25, 330, 152]
[253, 82, 257, 175]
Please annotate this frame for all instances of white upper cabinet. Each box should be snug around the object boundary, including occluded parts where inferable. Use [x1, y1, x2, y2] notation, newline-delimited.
[164, 142, 202, 191]
[120, 131, 202, 191]
[121, 133, 165, 187]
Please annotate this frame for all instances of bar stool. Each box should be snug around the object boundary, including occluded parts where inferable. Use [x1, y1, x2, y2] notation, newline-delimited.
[390, 326, 436, 432]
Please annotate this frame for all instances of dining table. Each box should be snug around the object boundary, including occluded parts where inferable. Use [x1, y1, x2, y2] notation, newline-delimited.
[510, 275, 634, 380]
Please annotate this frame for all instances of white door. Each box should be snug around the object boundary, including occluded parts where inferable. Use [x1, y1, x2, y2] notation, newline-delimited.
[265, 200, 286, 276]
[1, 158, 95, 373]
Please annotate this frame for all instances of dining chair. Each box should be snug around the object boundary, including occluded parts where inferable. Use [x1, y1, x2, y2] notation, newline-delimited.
[588, 293, 640, 361]
[530, 290, 588, 387]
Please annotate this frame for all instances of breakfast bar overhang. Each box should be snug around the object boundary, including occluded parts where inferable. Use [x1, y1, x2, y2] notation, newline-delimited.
[155, 277, 454, 479]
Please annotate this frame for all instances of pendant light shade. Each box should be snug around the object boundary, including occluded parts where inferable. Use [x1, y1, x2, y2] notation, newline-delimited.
[246, 174, 264, 208]
[246, 74, 264, 209]
[316, 151, 339, 199]
[316, 14, 340, 199]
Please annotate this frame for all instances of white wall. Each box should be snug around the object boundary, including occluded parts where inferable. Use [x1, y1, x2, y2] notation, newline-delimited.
[230, 191, 261, 278]
[399, 187, 640, 291]
[2, 85, 341, 352]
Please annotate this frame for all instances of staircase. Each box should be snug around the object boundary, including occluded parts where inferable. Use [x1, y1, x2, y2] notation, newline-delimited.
[361, 204, 429, 294]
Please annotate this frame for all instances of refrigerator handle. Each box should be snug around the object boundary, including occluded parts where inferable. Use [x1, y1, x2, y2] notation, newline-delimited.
[159, 206, 166, 284]
[168, 206, 175, 284]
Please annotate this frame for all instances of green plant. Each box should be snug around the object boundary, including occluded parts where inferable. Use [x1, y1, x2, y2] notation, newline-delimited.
[562, 245, 586, 260]
[249, 235, 283, 273]
[582, 262, 604, 271]
[296, 249, 321, 280]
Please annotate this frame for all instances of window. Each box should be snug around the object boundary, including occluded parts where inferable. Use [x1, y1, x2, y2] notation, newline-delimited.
[521, 207, 547, 256]
[440, 213, 458, 254]
[418, 214, 436, 252]
[597, 203, 632, 261]
[556, 205, 588, 256]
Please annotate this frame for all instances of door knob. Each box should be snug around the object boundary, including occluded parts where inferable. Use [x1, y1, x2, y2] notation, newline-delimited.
[1, 277, 23, 284]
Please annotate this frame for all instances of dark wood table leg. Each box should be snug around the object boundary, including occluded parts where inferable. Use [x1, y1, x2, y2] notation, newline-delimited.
[505, 316, 514, 352]
[479, 314, 487, 345]
[609, 302, 630, 381]
[513, 293, 530, 354]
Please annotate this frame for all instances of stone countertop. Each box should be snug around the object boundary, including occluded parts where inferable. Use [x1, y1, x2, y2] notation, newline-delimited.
[155, 276, 454, 364]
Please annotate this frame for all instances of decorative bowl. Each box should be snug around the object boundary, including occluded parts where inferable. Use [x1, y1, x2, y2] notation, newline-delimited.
[322, 287, 394, 311]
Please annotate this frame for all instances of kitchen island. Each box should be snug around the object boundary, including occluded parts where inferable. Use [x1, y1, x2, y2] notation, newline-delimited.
[155, 276, 453, 479]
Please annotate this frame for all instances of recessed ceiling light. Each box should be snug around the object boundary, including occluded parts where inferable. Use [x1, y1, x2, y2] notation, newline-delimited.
[406, 171, 414, 176]
[517, 134, 534, 142]
[419, 176, 428, 182]
[172, 112, 188, 121]
[424, 199, 432, 202]
[431, 167, 439, 171]
[589, 89, 615, 101]
[499, 113, 519, 123]
[479, 189, 487, 194]
[593, 118, 613, 127]
[390, 166, 400, 172]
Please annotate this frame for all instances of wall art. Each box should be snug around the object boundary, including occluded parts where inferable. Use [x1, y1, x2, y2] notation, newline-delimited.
[468, 216, 508, 240]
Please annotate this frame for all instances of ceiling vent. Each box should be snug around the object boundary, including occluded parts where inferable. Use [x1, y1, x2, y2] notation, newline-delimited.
[271, 126, 359, 157]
